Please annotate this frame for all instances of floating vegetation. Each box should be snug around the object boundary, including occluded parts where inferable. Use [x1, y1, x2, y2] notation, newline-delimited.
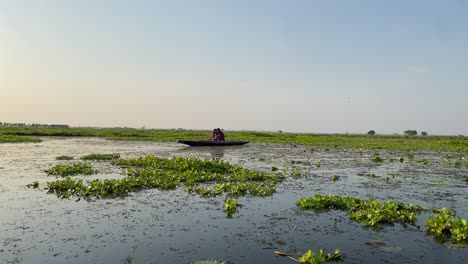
[297, 194, 427, 228]
[56, 155, 74, 160]
[416, 158, 429, 165]
[292, 168, 302, 177]
[276, 248, 342, 263]
[371, 153, 384, 163]
[224, 198, 238, 218]
[271, 166, 279, 171]
[44, 163, 97, 177]
[44, 156, 284, 202]
[316, 161, 321, 168]
[332, 175, 339, 182]
[27, 181, 39, 188]
[193, 260, 230, 264]
[398, 156, 404, 163]
[81, 153, 120, 161]
[291, 160, 312, 166]
[424, 209, 468, 243]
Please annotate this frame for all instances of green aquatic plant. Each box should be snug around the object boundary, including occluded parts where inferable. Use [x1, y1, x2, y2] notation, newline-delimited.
[56, 155, 74, 160]
[425, 211, 468, 243]
[297, 194, 426, 228]
[81, 153, 120, 161]
[291, 160, 312, 166]
[193, 260, 230, 264]
[27, 181, 39, 188]
[44, 156, 283, 201]
[349, 200, 422, 227]
[278, 248, 342, 264]
[371, 153, 384, 163]
[292, 168, 302, 177]
[224, 198, 238, 218]
[271, 166, 279, 171]
[332, 175, 339, 182]
[44, 163, 97, 177]
[297, 248, 341, 264]
[417, 158, 429, 165]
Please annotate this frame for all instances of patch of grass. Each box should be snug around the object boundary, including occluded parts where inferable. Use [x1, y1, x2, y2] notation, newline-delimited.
[45, 163, 97, 177]
[0, 134, 40, 143]
[2, 126, 467, 151]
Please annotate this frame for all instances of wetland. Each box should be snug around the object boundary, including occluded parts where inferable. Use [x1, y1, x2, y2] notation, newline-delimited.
[0, 134, 467, 264]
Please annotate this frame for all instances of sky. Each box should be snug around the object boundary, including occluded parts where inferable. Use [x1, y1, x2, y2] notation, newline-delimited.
[1, 0, 467, 135]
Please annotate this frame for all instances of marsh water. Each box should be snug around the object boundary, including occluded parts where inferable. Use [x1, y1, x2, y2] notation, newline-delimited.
[0, 137, 466, 264]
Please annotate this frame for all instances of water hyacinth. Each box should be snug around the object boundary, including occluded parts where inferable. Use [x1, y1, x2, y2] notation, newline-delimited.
[44, 156, 284, 201]
[44, 163, 97, 177]
[297, 194, 426, 228]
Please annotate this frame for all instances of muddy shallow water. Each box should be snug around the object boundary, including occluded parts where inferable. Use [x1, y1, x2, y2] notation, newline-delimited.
[0, 137, 466, 264]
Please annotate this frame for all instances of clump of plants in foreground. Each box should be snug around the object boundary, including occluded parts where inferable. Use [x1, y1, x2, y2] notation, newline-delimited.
[80, 153, 120, 160]
[297, 194, 426, 228]
[297, 194, 468, 244]
[45, 156, 285, 217]
[45, 163, 97, 177]
[275, 248, 342, 263]
[425, 208, 468, 243]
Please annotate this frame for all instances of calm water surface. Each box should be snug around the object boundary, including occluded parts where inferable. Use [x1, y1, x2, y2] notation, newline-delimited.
[0, 137, 466, 264]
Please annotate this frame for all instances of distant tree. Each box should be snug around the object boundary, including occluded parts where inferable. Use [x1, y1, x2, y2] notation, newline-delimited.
[404, 130, 418, 136]
[421, 131, 428, 136]
[278, 130, 283, 133]
[367, 130, 376, 136]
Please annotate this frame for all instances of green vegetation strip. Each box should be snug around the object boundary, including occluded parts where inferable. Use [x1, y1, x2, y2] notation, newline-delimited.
[45, 163, 97, 177]
[45, 156, 285, 214]
[2, 127, 467, 151]
[425, 208, 468, 243]
[297, 194, 468, 244]
[297, 194, 425, 228]
[56, 155, 74, 160]
[275, 248, 342, 264]
[81, 153, 120, 160]
[0, 134, 40, 143]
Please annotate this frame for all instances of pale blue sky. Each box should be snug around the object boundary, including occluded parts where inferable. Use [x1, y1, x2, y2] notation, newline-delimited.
[1, 0, 467, 135]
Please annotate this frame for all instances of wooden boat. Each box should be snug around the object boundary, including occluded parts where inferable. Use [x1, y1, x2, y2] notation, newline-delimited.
[177, 140, 249, 146]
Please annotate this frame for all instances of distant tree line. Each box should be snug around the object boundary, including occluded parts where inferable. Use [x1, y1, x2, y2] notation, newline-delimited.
[0, 122, 69, 128]
[366, 130, 429, 136]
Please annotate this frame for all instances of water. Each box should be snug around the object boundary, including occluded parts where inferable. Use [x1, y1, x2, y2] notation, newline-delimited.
[0, 137, 466, 264]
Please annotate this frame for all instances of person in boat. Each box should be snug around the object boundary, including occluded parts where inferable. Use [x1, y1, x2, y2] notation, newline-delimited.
[209, 128, 220, 141]
[217, 128, 225, 141]
[209, 128, 225, 142]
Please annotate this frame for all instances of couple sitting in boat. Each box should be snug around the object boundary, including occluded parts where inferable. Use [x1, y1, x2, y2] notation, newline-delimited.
[209, 128, 225, 142]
